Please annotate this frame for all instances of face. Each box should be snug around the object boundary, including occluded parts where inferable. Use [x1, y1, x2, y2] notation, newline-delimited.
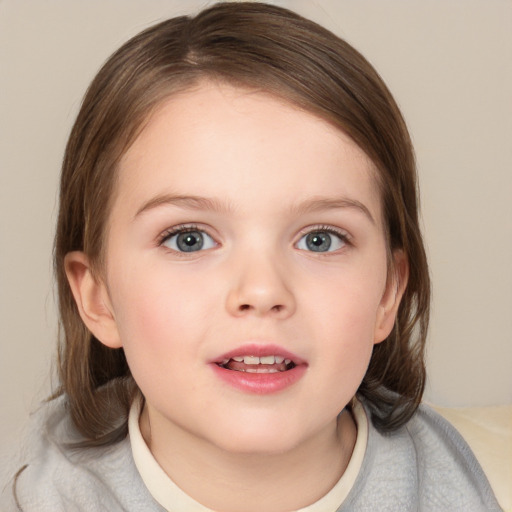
[74, 81, 403, 456]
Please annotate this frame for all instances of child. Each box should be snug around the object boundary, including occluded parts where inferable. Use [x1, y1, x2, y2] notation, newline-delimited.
[1, 2, 501, 511]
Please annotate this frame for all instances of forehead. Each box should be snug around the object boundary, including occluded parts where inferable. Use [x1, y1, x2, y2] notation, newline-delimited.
[114, 81, 382, 223]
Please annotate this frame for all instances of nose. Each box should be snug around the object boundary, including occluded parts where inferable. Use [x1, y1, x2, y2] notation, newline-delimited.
[225, 251, 296, 319]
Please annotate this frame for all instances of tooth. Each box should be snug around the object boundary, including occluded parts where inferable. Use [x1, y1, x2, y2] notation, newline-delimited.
[232, 356, 244, 362]
[260, 355, 275, 365]
[275, 356, 284, 364]
[222, 358, 229, 365]
[284, 359, 291, 365]
[245, 368, 279, 374]
[244, 356, 260, 364]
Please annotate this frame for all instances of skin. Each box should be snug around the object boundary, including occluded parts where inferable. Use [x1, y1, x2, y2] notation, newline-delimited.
[66, 81, 407, 512]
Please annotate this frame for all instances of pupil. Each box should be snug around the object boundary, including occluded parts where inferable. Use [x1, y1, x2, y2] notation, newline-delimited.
[177, 231, 203, 252]
[306, 232, 331, 252]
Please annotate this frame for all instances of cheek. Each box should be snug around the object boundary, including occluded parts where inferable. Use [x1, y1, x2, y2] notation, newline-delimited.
[109, 274, 199, 397]
[304, 259, 386, 327]
[106, 260, 222, 382]
[110, 258, 207, 328]
[301, 257, 387, 369]
[107, 268, 181, 360]
[320, 286, 383, 397]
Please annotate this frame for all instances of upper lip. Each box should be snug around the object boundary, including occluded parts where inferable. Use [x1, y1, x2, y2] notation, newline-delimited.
[211, 343, 307, 365]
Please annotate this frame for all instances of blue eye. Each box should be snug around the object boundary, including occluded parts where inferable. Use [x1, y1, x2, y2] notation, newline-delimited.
[162, 229, 216, 253]
[296, 229, 348, 253]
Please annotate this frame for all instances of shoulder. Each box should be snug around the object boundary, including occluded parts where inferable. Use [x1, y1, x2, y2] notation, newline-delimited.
[340, 401, 502, 511]
[0, 396, 163, 512]
[404, 404, 501, 508]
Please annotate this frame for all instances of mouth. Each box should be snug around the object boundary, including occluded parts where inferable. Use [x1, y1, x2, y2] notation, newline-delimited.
[217, 355, 296, 374]
[210, 345, 306, 394]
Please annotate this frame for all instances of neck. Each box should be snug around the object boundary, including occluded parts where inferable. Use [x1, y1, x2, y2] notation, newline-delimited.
[140, 406, 357, 512]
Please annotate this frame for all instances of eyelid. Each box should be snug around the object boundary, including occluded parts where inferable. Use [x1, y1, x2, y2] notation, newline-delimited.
[156, 223, 351, 253]
[297, 224, 351, 241]
[158, 223, 198, 245]
[295, 224, 352, 252]
[157, 223, 218, 249]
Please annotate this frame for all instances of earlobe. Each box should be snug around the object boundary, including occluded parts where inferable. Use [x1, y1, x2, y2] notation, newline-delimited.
[64, 251, 122, 348]
[374, 250, 409, 344]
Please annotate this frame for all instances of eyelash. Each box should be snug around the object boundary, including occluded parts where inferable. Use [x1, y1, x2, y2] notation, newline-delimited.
[297, 224, 352, 249]
[157, 224, 352, 252]
[158, 224, 201, 244]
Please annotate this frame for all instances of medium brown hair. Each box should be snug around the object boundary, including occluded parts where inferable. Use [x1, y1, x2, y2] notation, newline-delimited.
[54, 1, 430, 445]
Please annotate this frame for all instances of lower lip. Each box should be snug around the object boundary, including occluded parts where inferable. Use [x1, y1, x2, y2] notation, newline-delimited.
[210, 364, 307, 394]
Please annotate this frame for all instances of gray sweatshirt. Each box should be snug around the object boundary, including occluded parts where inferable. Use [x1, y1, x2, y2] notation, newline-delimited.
[0, 396, 502, 511]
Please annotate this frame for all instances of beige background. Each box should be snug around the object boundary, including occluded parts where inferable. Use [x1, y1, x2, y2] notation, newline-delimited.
[1, 0, 511, 458]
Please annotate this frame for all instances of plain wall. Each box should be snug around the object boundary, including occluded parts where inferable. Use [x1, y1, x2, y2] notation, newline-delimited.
[1, 0, 511, 458]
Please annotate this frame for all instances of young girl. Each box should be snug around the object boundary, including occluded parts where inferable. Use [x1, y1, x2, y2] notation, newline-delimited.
[1, 2, 501, 511]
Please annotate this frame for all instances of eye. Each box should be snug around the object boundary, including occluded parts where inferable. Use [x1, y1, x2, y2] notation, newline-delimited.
[296, 228, 348, 253]
[161, 228, 216, 253]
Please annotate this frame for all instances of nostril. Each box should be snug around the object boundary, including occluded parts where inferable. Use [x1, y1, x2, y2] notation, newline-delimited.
[238, 304, 283, 313]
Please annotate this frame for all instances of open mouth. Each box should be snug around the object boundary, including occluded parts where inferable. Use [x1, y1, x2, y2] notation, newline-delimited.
[217, 355, 296, 373]
[211, 347, 306, 393]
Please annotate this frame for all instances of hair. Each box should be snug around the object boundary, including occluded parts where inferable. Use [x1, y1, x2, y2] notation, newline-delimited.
[54, 1, 430, 446]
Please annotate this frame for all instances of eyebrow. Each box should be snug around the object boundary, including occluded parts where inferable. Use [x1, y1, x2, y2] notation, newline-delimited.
[135, 193, 375, 224]
[289, 197, 375, 224]
[135, 194, 234, 219]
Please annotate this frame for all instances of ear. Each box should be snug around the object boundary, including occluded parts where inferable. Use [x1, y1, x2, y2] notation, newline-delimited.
[374, 250, 409, 344]
[64, 251, 122, 348]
